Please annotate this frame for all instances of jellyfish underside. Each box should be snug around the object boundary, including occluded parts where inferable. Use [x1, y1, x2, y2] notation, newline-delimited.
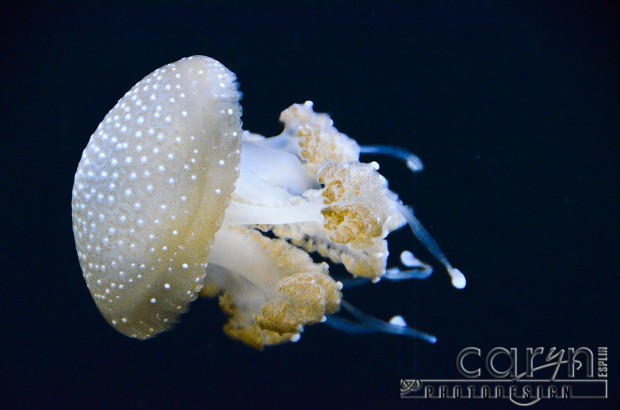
[199, 101, 464, 349]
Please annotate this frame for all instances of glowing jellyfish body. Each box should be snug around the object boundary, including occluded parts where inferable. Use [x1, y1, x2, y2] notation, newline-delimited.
[72, 56, 464, 348]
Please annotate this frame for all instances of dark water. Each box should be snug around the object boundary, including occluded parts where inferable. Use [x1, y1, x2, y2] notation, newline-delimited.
[1, 2, 618, 409]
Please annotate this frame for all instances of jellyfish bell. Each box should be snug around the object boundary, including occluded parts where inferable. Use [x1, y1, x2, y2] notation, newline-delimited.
[72, 56, 242, 339]
[72, 55, 464, 349]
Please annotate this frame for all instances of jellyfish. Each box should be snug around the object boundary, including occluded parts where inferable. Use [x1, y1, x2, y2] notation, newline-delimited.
[72, 56, 464, 349]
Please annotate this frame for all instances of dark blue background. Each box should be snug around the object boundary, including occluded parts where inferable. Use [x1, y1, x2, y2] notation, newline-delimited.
[1, 2, 618, 409]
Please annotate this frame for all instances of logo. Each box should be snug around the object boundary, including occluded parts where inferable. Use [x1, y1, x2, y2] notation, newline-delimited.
[401, 346, 608, 406]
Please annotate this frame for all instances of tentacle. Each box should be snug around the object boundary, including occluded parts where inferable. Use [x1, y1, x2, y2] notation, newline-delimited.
[360, 145, 424, 172]
[396, 203, 466, 289]
[325, 300, 437, 344]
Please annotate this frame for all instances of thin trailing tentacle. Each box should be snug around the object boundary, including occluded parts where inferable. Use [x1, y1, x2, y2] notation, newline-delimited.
[325, 300, 437, 344]
[384, 250, 433, 281]
[396, 203, 466, 289]
[360, 145, 424, 172]
[339, 263, 432, 290]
